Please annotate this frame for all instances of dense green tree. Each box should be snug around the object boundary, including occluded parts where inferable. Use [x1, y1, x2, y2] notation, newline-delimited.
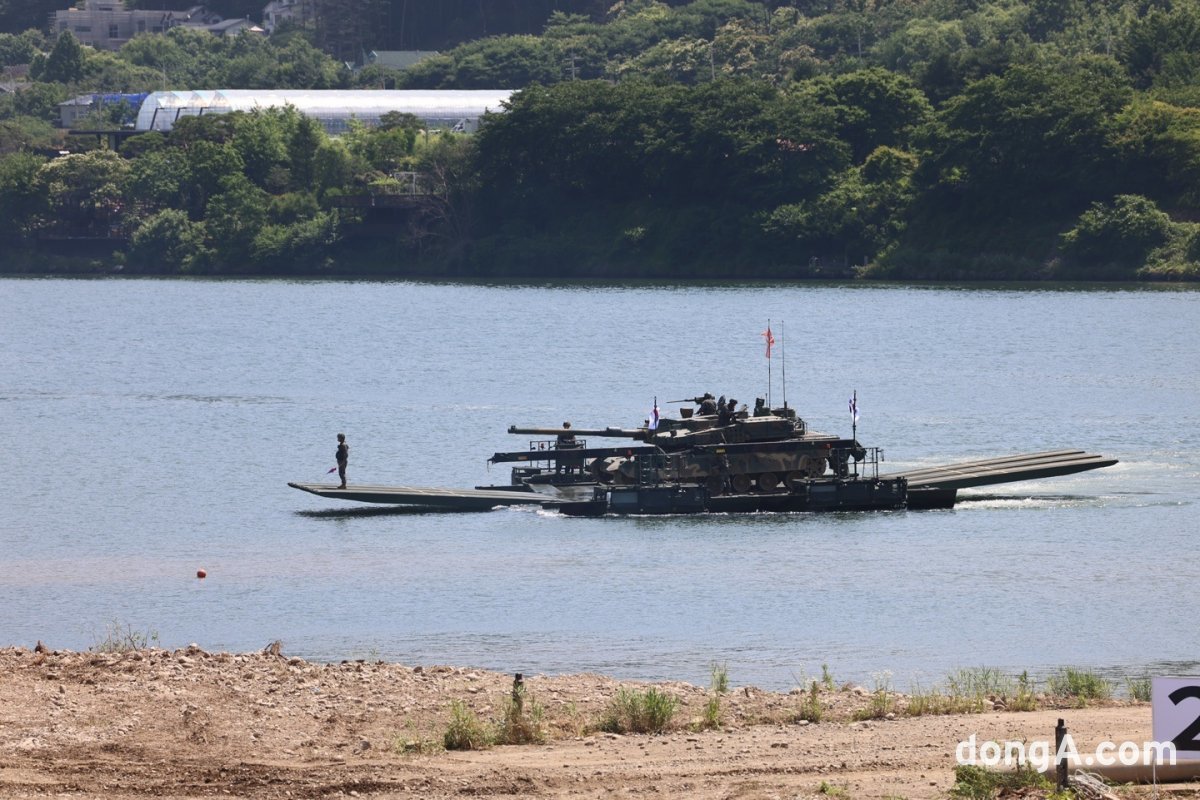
[287, 113, 325, 191]
[0, 30, 36, 65]
[915, 56, 1132, 224]
[123, 146, 191, 217]
[1059, 194, 1172, 275]
[344, 120, 417, 172]
[119, 131, 168, 158]
[1120, 5, 1200, 90]
[874, 18, 968, 102]
[125, 208, 210, 272]
[36, 30, 85, 84]
[620, 35, 713, 83]
[83, 50, 163, 92]
[311, 138, 355, 199]
[251, 211, 337, 270]
[35, 149, 130, 233]
[0, 116, 56, 154]
[231, 108, 291, 188]
[351, 63, 404, 89]
[399, 34, 562, 88]
[1024, 0, 1079, 41]
[817, 68, 932, 163]
[1112, 99, 1200, 207]
[3, 82, 70, 125]
[410, 131, 477, 254]
[203, 172, 269, 266]
[762, 144, 916, 265]
[168, 114, 238, 147]
[0, 151, 46, 232]
[176, 138, 244, 216]
[117, 27, 224, 88]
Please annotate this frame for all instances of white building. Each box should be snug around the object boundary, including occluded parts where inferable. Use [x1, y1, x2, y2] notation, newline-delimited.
[134, 89, 515, 135]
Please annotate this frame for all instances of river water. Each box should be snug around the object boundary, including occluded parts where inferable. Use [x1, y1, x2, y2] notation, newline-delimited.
[1, 277, 1197, 691]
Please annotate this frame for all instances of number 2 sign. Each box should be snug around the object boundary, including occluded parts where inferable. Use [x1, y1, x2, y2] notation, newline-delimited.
[1153, 677, 1200, 760]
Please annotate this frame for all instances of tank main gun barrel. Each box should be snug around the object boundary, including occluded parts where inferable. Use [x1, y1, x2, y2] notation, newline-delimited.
[507, 425, 646, 439]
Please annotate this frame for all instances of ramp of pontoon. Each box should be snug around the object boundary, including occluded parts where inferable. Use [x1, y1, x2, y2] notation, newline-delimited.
[882, 449, 1117, 490]
[288, 482, 548, 511]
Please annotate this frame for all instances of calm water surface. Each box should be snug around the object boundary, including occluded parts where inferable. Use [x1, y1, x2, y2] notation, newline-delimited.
[1, 277, 1197, 690]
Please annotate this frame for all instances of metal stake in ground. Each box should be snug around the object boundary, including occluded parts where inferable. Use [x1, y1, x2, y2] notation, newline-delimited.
[1055, 717, 1070, 789]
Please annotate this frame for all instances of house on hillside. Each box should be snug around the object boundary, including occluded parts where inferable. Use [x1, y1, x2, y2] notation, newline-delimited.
[51, 0, 225, 50]
[364, 50, 440, 71]
[262, 0, 312, 34]
[188, 18, 263, 37]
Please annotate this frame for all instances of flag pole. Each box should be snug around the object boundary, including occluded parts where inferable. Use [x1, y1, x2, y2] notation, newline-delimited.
[781, 320, 787, 409]
[766, 318, 772, 409]
[852, 389, 858, 441]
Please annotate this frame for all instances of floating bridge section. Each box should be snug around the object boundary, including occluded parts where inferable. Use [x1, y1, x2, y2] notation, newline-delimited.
[287, 482, 546, 511]
[881, 449, 1118, 490]
[289, 449, 1117, 512]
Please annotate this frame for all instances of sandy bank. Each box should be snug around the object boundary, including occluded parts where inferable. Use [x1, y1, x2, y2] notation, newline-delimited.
[0, 645, 1190, 799]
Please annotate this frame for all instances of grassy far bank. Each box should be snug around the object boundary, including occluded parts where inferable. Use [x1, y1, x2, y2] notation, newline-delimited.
[11, 0, 1200, 282]
[4, 239, 1200, 283]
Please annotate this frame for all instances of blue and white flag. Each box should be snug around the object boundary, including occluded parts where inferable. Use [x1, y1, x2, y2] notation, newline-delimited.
[849, 394, 859, 424]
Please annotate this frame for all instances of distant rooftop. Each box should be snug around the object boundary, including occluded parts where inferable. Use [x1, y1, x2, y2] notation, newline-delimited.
[365, 51, 440, 71]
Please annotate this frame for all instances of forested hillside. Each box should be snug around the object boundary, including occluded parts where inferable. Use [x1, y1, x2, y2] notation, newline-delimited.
[2, 0, 1200, 279]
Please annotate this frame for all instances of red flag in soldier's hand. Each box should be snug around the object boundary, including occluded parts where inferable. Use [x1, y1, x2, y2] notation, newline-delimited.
[327, 467, 338, 474]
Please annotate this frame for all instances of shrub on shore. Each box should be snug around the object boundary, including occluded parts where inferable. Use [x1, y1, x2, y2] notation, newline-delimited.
[599, 687, 679, 734]
[89, 621, 159, 653]
[443, 700, 491, 750]
[951, 764, 1050, 798]
[1046, 668, 1113, 703]
[495, 682, 546, 745]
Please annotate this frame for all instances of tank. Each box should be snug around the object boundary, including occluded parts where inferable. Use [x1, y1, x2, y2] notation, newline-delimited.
[489, 395, 869, 496]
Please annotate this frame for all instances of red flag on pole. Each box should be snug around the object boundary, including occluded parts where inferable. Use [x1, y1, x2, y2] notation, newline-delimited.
[762, 325, 776, 359]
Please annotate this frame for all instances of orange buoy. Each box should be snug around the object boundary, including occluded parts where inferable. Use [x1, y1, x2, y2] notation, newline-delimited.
[196, 569, 207, 579]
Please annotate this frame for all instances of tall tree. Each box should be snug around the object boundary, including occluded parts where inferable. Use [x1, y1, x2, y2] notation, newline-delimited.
[38, 30, 85, 84]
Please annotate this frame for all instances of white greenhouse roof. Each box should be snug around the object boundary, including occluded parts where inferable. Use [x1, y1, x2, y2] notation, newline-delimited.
[134, 89, 515, 134]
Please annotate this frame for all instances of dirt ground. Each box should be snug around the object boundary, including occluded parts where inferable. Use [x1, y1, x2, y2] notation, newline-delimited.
[1, 645, 1196, 799]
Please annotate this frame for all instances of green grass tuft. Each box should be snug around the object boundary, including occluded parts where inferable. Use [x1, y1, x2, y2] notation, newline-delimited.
[821, 663, 835, 691]
[853, 672, 896, 720]
[600, 687, 679, 734]
[495, 683, 546, 745]
[798, 681, 823, 723]
[1126, 676, 1152, 702]
[1046, 668, 1113, 702]
[950, 764, 1050, 798]
[710, 662, 729, 695]
[443, 700, 492, 750]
